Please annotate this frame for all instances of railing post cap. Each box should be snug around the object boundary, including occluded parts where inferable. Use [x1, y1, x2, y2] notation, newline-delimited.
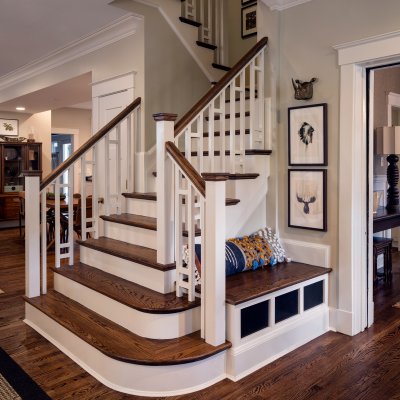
[22, 170, 42, 177]
[153, 113, 178, 122]
[202, 173, 231, 182]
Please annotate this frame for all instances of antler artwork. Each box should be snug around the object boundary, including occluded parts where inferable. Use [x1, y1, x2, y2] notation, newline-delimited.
[296, 194, 316, 214]
[292, 78, 317, 100]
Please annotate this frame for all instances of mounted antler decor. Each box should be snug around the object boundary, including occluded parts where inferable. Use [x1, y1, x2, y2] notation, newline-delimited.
[292, 78, 317, 100]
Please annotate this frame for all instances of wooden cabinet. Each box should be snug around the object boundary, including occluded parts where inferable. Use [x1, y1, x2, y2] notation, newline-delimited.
[0, 142, 42, 220]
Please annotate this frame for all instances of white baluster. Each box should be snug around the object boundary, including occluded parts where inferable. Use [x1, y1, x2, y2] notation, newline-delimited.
[250, 60, 256, 149]
[92, 145, 99, 239]
[41, 190, 47, 294]
[198, 114, 204, 173]
[104, 134, 110, 216]
[209, 103, 215, 172]
[239, 70, 246, 172]
[81, 155, 87, 240]
[126, 114, 133, 195]
[68, 166, 74, 265]
[229, 83, 236, 173]
[116, 123, 122, 214]
[24, 172, 41, 298]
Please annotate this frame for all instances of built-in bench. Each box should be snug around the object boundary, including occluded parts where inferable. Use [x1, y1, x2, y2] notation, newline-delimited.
[225, 262, 331, 380]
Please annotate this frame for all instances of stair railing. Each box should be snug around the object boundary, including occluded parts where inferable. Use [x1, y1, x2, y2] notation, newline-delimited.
[155, 110, 227, 346]
[174, 37, 268, 175]
[181, 0, 225, 65]
[24, 98, 141, 298]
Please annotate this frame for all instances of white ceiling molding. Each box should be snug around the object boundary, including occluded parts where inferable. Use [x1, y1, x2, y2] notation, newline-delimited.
[0, 15, 138, 92]
[261, 0, 312, 11]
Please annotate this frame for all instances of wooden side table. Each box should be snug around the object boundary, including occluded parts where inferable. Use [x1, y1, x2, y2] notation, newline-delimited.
[373, 237, 393, 282]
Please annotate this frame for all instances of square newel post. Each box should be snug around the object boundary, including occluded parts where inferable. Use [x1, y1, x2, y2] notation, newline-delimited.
[202, 172, 230, 346]
[23, 171, 42, 298]
[154, 113, 177, 265]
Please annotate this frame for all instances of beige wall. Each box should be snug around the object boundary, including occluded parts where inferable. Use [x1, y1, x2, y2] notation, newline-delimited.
[224, 0, 257, 65]
[259, 0, 400, 308]
[113, 0, 211, 150]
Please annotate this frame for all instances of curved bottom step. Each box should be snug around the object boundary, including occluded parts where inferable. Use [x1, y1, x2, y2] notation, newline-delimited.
[24, 292, 230, 396]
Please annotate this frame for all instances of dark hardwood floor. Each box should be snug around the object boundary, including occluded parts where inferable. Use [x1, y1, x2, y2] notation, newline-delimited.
[1, 228, 400, 399]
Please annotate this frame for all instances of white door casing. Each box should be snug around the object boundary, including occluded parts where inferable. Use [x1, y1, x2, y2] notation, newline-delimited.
[334, 31, 400, 336]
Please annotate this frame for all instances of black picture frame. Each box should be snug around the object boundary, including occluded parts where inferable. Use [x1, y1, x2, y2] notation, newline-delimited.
[288, 169, 327, 231]
[0, 118, 19, 136]
[288, 103, 327, 166]
[241, 4, 257, 39]
[241, 0, 256, 5]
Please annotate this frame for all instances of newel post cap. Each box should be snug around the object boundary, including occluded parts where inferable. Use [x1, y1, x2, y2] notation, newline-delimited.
[153, 113, 178, 122]
[22, 170, 42, 177]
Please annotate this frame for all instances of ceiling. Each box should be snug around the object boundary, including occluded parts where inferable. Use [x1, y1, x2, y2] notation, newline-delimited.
[0, 0, 130, 113]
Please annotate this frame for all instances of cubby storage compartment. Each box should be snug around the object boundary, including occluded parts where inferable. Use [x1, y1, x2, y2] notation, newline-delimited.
[241, 300, 269, 338]
[304, 280, 324, 311]
[275, 290, 298, 323]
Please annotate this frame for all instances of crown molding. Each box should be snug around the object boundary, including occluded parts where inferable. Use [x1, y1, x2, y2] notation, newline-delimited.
[0, 15, 138, 92]
[261, 0, 312, 11]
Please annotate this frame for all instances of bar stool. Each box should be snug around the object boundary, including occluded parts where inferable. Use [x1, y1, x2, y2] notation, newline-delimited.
[373, 237, 393, 282]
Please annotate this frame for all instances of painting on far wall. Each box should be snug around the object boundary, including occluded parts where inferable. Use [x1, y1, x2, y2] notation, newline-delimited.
[288, 169, 327, 231]
[241, 3, 257, 39]
[0, 118, 18, 136]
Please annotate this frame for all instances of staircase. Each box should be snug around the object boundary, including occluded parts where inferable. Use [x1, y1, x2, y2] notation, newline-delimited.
[23, 37, 331, 396]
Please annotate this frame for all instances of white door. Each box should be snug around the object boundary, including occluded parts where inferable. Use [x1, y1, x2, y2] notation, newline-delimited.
[92, 73, 135, 216]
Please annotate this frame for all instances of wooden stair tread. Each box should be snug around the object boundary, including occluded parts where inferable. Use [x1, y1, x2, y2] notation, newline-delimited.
[53, 263, 198, 314]
[196, 41, 217, 50]
[212, 63, 231, 71]
[203, 128, 250, 137]
[226, 262, 332, 305]
[77, 237, 175, 271]
[178, 16, 201, 27]
[101, 213, 156, 231]
[183, 149, 271, 157]
[205, 111, 250, 121]
[25, 291, 230, 365]
[122, 192, 239, 206]
[228, 173, 260, 180]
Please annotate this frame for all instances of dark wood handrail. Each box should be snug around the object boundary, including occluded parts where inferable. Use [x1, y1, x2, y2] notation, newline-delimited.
[174, 37, 268, 137]
[165, 141, 205, 197]
[40, 97, 141, 190]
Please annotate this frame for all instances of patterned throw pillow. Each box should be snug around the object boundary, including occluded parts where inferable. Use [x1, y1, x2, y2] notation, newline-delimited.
[255, 227, 287, 263]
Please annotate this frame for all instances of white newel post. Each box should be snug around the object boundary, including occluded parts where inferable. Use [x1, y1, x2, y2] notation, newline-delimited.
[154, 113, 177, 265]
[24, 171, 42, 298]
[202, 173, 229, 346]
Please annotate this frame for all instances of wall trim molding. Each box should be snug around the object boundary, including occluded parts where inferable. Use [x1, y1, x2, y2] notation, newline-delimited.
[260, 0, 312, 11]
[0, 15, 138, 92]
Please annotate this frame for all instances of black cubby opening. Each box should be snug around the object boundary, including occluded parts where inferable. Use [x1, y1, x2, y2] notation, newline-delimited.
[275, 290, 299, 323]
[241, 300, 269, 338]
[304, 280, 324, 311]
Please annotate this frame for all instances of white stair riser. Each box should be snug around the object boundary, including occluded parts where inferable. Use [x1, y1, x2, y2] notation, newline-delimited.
[25, 303, 227, 397]
[80, 246, 175, 293]
[125, 198, 156, 218]
[200, 134, 251, 151]
[104, 220, 157, 249]
[54, 274, 200, 339]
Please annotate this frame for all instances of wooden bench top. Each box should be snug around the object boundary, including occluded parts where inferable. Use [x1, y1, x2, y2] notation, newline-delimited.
[225, 262, 332, 305]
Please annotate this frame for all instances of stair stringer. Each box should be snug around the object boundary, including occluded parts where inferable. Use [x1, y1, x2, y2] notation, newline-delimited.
[25, 303, 227, 397]
[226, 154, 271, 238]
[122, 0, 222, 82]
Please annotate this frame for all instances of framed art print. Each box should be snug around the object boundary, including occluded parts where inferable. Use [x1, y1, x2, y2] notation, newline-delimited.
[288, 169, 327, 231]
[241, 0, 256, 5]
[288, 103, 327, 166]
[0, 119, 19, 136]
[241, 4, 257, 39]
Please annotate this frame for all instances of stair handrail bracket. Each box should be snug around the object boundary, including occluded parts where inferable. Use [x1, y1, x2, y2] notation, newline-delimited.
[174, 38, 268, 176]
[155, 110, 227, 346]
[24, 98, 142, 298]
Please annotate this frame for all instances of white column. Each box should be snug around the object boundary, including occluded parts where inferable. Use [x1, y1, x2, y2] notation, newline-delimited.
[202, 172, 229, 346]
[24, 172, 41, 298]
[154, 113, 177, 265]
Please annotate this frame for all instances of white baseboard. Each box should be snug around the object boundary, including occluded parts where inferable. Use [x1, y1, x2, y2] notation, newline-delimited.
[333, 307, 354, 336]
[280, 239, 331, 268]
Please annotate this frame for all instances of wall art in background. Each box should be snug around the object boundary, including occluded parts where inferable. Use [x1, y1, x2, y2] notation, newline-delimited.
[0, 119, 18, 136]
[242, 4, 257, 39]
[288, 103, 327, 166]
[288, 169, 327, 231]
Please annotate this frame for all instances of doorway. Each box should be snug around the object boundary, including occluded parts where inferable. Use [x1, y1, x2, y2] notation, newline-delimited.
[51, 133, 74, 195]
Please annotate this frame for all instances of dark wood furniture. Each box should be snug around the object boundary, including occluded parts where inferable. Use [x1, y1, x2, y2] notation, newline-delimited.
[0, 142, 42, 220]
[373, 206, 400, 233]
[372, 237, 393, 282]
